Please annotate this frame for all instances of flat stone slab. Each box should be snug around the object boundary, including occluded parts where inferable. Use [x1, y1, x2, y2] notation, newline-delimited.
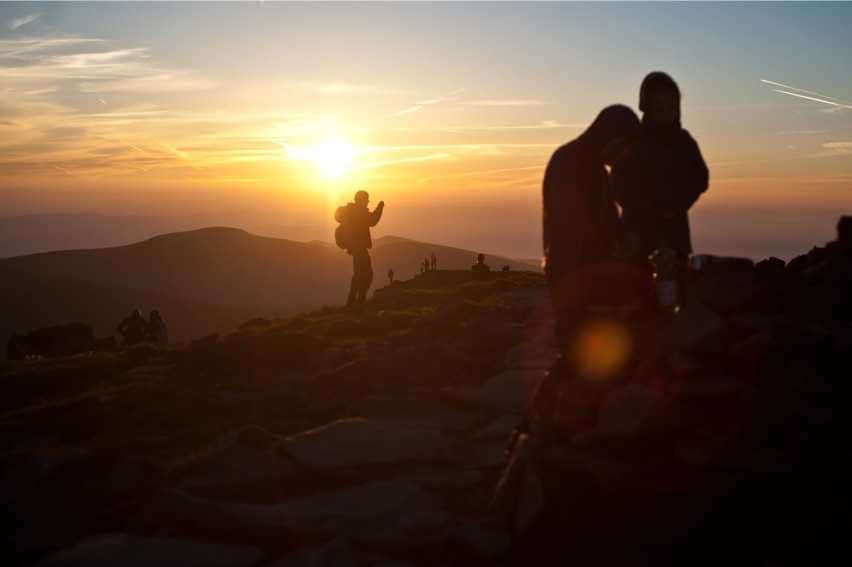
[443, 369, 542, 414]
[132, 480, 445, 544]
[177, 445, 302, 499]
[279, 479, 446, 538]
[35, 533, 264, 567]
[278, 418, 460, 469]
[353, 398, 484, 434]
[503, 342, 560, 370]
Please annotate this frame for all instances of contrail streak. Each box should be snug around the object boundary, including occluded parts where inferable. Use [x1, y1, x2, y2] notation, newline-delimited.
[772, 89, 852, 110]
[761, 79, 852, 110]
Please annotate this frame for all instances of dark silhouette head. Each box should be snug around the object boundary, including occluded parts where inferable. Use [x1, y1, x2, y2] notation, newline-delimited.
[354, 190, 369, 206]
[639, 71, 681, 128]
[477, 253, 485, 263]
[580, 104, 641, 165]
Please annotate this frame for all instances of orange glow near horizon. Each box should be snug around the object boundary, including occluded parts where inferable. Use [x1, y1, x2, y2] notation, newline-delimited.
[1, 2, 850, 263]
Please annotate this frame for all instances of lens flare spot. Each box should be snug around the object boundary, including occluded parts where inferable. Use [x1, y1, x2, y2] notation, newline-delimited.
[573, 320, 633, 379]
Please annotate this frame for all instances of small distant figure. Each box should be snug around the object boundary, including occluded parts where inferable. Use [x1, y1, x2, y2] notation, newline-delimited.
[471, 253, 490, 281]
[335, 190, 384, 309]
[424, 257, 430, 272]
[430, 252, 437, 270]
[502, 264, 510, 273]
[116, 308, 146, 345]
[388, 268, 394, 285]
[145, 309, 168, 343]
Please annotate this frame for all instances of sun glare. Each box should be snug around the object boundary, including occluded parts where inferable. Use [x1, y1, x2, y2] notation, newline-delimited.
[290, 136, 358, 180]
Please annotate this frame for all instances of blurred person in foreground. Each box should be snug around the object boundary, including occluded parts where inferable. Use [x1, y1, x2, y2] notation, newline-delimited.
[612, 71, 708, 278]
[543, 105, 649, 353]
[529, 105, 655, 443]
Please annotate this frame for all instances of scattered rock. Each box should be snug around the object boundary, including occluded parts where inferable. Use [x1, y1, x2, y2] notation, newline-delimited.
[278, 418, 461, 470]
[177, 445, 303, 501]
[442, 369, 541, 414]
[33, 533, 265, 567]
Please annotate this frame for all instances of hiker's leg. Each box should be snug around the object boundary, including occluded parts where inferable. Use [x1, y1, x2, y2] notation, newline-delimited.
[354, 251, 373, 303]
[346, 253, 360, 307]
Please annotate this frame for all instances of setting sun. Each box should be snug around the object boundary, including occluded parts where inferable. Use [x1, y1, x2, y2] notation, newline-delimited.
[290, 136, 358, 180]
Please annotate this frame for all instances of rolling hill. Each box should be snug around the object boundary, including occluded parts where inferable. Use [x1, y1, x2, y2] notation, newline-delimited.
[0, 266, 300, 350]
[0, 227, 540, 349]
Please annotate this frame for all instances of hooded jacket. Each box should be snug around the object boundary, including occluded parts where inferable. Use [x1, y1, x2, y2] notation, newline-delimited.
[612, 121, 708, 256]
[542, 105, 640, 281]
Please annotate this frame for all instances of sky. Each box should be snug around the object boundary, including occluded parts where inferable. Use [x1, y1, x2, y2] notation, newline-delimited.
[1, 1, 851, 261]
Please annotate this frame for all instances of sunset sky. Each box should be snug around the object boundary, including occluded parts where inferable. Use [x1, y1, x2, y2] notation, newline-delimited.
[1, 1, 851, 260]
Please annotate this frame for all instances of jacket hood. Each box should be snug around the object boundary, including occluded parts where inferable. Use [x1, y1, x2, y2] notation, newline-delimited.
[579, 104, 641, 156]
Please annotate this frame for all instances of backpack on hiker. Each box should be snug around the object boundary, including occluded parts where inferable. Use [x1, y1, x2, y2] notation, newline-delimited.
[334, 204, 352, 249]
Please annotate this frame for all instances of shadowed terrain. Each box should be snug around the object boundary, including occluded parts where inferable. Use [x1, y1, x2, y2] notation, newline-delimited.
[4, 226, 850, 565]
[1, 270, 553, 565]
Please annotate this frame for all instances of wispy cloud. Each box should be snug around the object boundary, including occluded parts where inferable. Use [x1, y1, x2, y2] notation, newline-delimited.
[0, 29, 555, 185]
[400, 120, 582, 132]
[8, 13, 40, 31]
[292, 81, 399, 95]
[463, 99, 549, 107]
[417, 164, 544, 185]
[761, 79, 852, 111]
[355, 153, 450, 171]
[822, 141, 852, 155]
[394, 97, 444, 117]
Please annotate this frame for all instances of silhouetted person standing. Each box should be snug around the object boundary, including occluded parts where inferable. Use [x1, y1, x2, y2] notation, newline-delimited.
[471, 253, 490, 281]
[145, 309, 168, 343]
[542, 105, 645, 355]
[337, 190, 384, 309]
[116, 308, 146, 345]
[612, 72, 708, 272]
[543, 105, 640, 281]
[388, 268, 394, 285]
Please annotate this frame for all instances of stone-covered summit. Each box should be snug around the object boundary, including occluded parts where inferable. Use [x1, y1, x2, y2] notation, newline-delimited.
[2, 217, 851, 565]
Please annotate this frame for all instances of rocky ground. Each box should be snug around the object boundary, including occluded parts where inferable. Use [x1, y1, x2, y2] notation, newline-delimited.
[3, 229, 852, 566]
[496, 239, 852, 565]
[2, 270, 560, 566]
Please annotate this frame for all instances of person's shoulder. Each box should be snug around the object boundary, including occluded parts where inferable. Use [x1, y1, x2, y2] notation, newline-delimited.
[550, 140, 580, 160]
[677, 128, 701, 146]
[546, 140, 582, 175]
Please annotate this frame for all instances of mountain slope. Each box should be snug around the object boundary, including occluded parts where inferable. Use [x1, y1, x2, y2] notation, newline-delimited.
[0, 227, 349, 310]
[0, 266, 298, 348]
[0, 228, 540, 312]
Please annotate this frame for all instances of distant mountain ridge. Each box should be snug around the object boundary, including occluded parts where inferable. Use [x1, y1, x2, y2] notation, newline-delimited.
[0, 227, 539, 348]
